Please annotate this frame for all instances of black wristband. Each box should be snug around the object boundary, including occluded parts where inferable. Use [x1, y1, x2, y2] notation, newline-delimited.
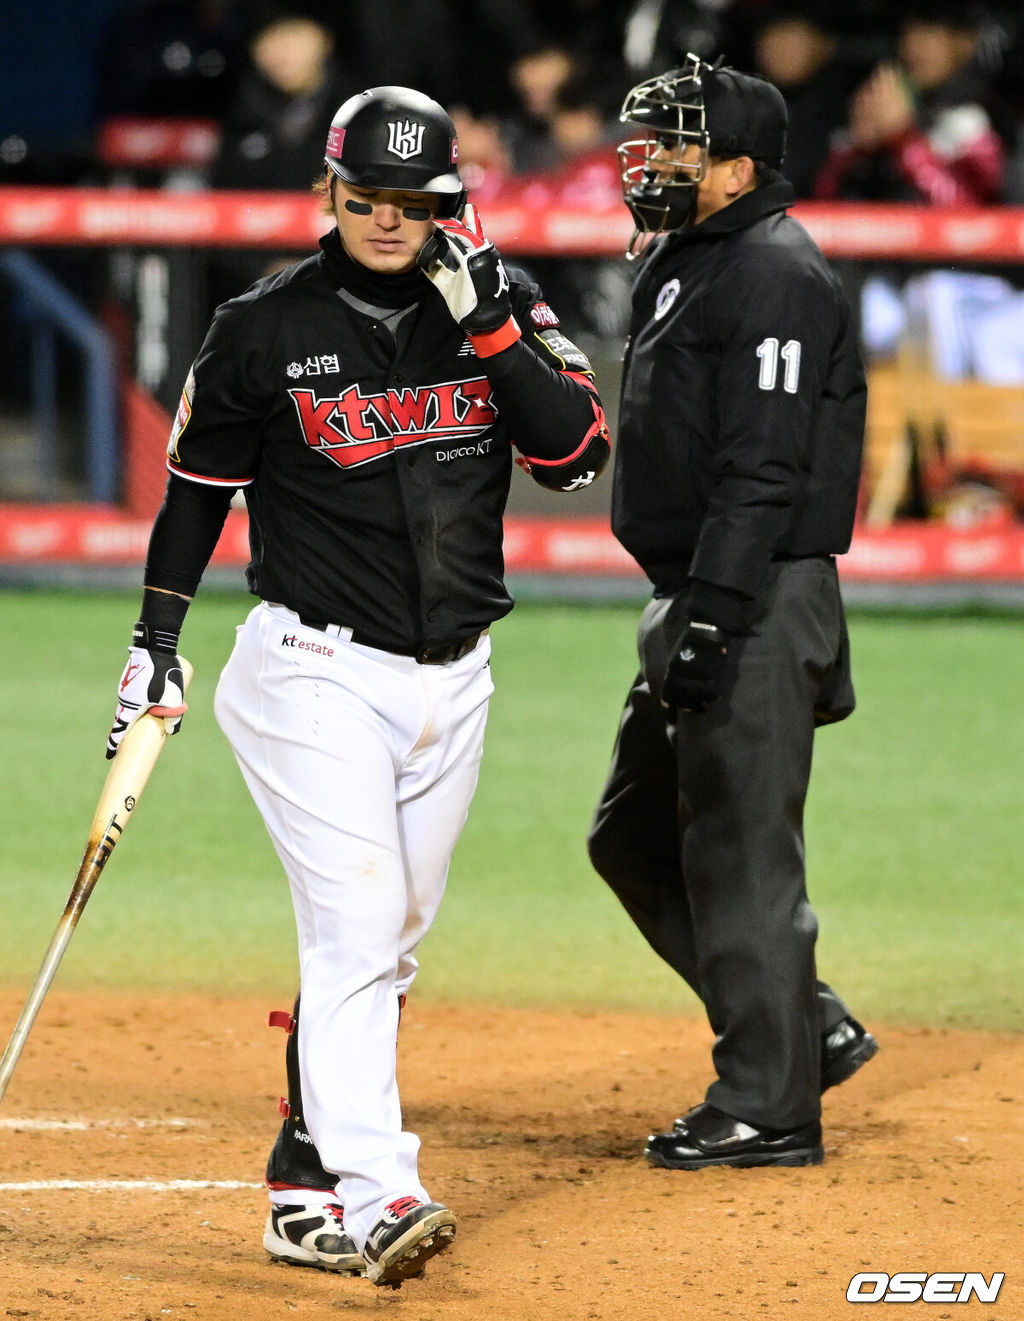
[134, 587, 189, 653]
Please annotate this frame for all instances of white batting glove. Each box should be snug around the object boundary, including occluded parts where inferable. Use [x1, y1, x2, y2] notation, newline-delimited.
[106, 645, 188, 760]
[417, 204, 521, 356]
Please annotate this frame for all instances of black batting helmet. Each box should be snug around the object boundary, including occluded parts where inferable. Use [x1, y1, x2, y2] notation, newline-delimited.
[325, 86, 465, 217]
[618, 55, 787, 254]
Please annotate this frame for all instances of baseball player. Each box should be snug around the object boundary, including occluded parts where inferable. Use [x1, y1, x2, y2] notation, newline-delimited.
[586, 57, 876, 1170]
[105, 85, 609, 1286]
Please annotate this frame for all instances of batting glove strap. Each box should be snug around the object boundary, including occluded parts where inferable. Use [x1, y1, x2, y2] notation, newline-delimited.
[467, 317, 522, 358]
[133, 619, 180, 654]
[662, 620, 730, 715]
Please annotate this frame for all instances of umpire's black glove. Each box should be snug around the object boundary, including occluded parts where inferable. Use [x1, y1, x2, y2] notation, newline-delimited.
[661, 620, 730, 715]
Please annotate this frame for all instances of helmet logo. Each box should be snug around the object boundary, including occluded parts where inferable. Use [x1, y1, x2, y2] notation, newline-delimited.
[386, 120, 426, 160]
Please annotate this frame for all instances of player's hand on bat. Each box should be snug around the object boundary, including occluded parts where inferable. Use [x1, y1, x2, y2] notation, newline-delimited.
[106, 643, 188, 759]
[662, 620, 730, 715]
[417, 203, 520, 344]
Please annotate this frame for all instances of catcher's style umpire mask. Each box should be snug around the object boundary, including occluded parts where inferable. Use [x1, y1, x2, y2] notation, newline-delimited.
[618, 54, 788, 255]
[325, 86, 466, 219]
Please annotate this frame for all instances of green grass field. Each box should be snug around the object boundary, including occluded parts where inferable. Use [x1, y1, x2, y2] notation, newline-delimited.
[0, 590, 1020, 1031]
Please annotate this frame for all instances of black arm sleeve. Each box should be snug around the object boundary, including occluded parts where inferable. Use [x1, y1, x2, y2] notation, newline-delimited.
[483, 336, 598, 460]
[481, 334, 610, 491]
[144, 473, 236, 597]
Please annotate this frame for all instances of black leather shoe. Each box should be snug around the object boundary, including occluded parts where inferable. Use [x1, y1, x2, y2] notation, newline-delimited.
[647, 1102, 824, 1170]
[671, 1017, 879, 1138]
[821, 1016, 878, 1092]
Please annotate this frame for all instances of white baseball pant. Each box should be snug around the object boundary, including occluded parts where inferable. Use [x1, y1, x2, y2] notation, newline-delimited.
[214, 601, 493, 1251]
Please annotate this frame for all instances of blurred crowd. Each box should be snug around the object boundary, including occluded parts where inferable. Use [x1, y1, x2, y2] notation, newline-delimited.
[4, 0, 1024, 206]
[3, 0, 1024, 521]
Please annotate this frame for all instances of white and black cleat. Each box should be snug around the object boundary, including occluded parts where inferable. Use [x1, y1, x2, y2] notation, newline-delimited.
[362, 1197, 457, 1289]
[264, 1202, 365, 1275]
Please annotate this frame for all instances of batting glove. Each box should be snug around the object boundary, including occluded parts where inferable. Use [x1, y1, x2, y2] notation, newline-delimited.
[417, 203, 521, 356]
[106, 624, 188, 759]
[662, 620, 730, 715]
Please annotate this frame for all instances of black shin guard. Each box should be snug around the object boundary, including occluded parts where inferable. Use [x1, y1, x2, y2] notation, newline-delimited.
[265, 993, 336, 1192]
[265, 989, 409, 1192]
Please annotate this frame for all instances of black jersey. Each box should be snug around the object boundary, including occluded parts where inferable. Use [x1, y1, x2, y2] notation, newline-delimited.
[166, 228, 608, 650]
[612, 181, 866, 606]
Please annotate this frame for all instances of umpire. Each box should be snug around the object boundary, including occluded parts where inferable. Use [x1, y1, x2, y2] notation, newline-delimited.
[587, 55, 877, 1169]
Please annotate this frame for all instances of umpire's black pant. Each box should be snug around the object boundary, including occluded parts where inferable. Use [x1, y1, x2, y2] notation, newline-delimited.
[588, 557, 855, 1131]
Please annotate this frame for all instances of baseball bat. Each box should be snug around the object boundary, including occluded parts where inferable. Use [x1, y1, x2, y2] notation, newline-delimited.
[0, 658, 194, 1106]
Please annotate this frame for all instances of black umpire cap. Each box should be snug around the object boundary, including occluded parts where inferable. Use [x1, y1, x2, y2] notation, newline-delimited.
[702, 64, 788, 166]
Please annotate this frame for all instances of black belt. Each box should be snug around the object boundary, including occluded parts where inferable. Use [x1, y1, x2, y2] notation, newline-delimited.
[299, 616, 483, 666]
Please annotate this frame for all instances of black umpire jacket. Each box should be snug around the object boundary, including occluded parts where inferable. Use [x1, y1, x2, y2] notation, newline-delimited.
[611, 180, 866, 630]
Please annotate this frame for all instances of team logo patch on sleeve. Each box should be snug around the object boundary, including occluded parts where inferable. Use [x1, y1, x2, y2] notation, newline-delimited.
[535, 328, 594, 375]
[529, 302, 560, 328]
[167, 367, 195, 460]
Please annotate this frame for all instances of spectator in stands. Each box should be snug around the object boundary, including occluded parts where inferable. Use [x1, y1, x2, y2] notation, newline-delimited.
[446, 108, 513, 197]
[494, 48, 632, 342]
[620, 0, 733, 81]
[497, 46, 626, 174]
[95, 0, 245, 121]
[497, 46, 578, 173]
[522, 0, 634, 101]
[209, 4, 357, 192]
[549, 72, 618, 161]
[751, 4, 866, 198]
[813, 0, 1005, 204]
[343, 0, 549, 121]
[206, 4, 358, 304]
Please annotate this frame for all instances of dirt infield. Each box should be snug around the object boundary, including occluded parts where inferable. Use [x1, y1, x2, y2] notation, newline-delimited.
[0, 992, 1020, 1320]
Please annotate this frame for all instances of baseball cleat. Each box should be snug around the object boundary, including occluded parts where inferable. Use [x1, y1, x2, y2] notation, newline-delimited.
[362, 1197, 457, 1288]
[264, 1202, 365, 1274]
[648, 1102, 824, 1169]
[821, 1016, 879, 1092]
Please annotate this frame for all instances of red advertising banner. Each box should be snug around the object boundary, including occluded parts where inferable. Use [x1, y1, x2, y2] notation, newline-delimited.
[3, 184, 1024, 261]
[3, 507, 1024, 582]
[0, 187, 331, 250]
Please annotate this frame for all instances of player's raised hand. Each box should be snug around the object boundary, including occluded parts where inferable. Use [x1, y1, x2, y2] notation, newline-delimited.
[106, 635, 188, 759]
[417, 204, 521, 355]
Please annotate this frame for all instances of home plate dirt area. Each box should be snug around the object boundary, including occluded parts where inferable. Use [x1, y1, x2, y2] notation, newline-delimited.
[0, 992, 1020, 1320]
